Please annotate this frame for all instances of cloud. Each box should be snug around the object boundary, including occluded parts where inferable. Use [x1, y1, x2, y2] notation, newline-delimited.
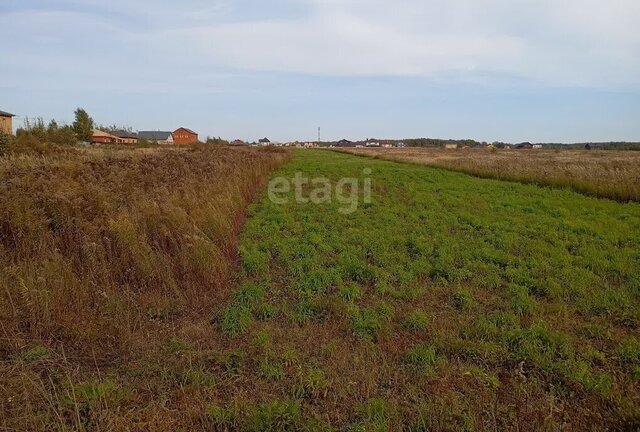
[133, 0, 639, 87]
[2, 0, 639, 89]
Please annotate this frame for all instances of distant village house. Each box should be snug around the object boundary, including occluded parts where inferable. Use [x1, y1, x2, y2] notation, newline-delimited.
[0, 110, 15, 135]
[91, 129, 120, 144]
[138, 131, 174, 145]
[172, 127, 198, 145]
[113, 130, 138, 144]
[259, 137, 271, 146]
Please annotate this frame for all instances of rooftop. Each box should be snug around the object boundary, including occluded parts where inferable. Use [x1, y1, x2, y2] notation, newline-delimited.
[174, 127, 198, 135]
[138, 131, 172, 140]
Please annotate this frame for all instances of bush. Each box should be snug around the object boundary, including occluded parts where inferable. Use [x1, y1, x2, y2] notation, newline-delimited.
[0, 131, 11, 155]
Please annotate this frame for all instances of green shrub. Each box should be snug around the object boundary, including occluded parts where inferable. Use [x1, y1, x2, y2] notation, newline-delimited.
[0, 131, 11, 156]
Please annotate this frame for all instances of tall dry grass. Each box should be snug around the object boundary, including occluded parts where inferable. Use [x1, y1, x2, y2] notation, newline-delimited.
[0, 145, 289, 430]
[337, 147, 640, 202]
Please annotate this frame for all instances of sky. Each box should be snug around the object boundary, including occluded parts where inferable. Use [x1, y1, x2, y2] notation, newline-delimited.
[1, 0, 639, 143]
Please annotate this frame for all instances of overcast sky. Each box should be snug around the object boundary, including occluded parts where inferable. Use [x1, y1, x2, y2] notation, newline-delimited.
[2, 0, 639, 142]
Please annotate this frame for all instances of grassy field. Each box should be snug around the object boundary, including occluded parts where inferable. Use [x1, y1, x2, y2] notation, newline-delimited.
[214, 150, 640, 430]
[336, 147, 640, 202]
[1, 147, 639, 430]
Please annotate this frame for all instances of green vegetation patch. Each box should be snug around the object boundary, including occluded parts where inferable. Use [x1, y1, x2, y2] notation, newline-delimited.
[218, 150, 640, 430]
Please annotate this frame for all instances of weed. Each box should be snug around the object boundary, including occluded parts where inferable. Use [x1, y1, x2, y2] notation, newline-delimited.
[256, 303, 279, 320]
[258, 358, 285, 381]
[617, 337, 640, 366]
[338, 283, 364, 302]
[252, 329, 272, 352]
[248, 400, 302, 432]
[509, 283, 537, 316]
[220, 305, 253, 336]
[351, 398, 390, 432]
[217, 350, 246, 376]
[350, 306, 387, 341]
[235, 283, 266, 308]
[405, 344, 439, 375]
[402, 310, 431, 331]
[16, 345, 49, 362]
[181, 366, 216, 389]
[452, 287, 474, 310]
[291, 367, 330, 400]
[292, 296, 325, 325]
[207, 404, 238, 430]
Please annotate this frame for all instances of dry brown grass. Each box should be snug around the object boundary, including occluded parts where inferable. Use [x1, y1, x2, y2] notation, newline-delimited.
[336, 147, 640, 202]
[0, 145, 289, 431]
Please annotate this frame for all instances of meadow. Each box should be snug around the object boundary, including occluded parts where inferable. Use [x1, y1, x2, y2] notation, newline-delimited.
[215, 150, 640, 430]
[336, 147, 640, 202]
[1, 146, 639, 431]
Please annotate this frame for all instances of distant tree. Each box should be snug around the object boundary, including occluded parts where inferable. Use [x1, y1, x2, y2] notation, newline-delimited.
[97, 124, 133, 134]
[0, 131, 11, 156]
[206, 136, 229, 145]
[47, 119, 59, 135]
[73, 108, 94, 142]
[22, 117, 48, 142]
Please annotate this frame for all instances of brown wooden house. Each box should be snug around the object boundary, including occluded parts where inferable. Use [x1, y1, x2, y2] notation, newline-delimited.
[0, 110, 15, 135]
[172, 127, 198, 144]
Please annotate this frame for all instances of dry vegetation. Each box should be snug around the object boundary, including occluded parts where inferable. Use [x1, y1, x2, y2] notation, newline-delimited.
[336, 147, 640, 202]
[0, 145, 289, 430]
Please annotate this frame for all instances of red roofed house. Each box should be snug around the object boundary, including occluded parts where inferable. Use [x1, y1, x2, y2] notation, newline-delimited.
[91, 129, 119, 144]
[172, 127, 198, 145]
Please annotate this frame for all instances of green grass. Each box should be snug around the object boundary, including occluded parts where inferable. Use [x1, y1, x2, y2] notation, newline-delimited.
[214, 149, 640, 430]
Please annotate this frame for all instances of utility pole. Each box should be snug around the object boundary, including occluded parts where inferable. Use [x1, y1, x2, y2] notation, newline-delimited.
[317, 127, 321, 145]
